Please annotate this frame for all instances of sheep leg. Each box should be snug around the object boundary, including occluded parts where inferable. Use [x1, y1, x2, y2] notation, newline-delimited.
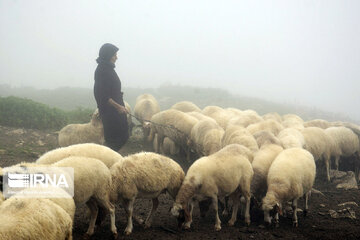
[325, 157, 331, 182]
[124, 198, 135, 235]
[85, 198, 98, 236]
[96, 197, 117, 237]
[158, 135, 165, 155]
[292, 199, 298, 227]
[335, 156, 340, 171]
[244, 194, 251, 226]
[144, 197, 159, 229]
[183, 201, 194, 229]
[119, 198, 143, 225]
[222, 196, 229, 216]
[212, 196, 222, 231]
[228, 193, 240, 226]
[303, 192, 309, 217]
[274, 203, 282, 228]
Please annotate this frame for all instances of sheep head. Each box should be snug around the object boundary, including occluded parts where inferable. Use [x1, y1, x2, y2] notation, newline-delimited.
[170, 202, 190, 229]
[262, 202, 281, 225]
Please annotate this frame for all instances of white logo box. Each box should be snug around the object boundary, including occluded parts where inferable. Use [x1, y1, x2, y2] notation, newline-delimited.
[3, 166, 74, 198]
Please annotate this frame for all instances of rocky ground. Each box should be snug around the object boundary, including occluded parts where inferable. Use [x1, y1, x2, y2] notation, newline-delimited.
[0, 125, 360, 240]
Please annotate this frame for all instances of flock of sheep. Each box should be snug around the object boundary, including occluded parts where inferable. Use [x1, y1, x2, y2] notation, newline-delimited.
[0, 93, 360, 240]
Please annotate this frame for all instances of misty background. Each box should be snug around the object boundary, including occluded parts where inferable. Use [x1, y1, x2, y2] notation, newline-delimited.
[0, 0, 359, 122]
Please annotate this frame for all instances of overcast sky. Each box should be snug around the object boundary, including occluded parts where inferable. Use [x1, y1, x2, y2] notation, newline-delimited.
[0, 0, 359, 120]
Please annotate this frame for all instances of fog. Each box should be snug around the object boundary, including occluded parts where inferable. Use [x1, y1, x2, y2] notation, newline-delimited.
[1, 0, 359, 121]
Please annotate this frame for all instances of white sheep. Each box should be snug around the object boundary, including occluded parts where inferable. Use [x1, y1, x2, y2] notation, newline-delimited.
[262, 148, 316, 227]
[251, 142, 283, 203]
[189, 119, 224, 157]
[171, 144, 254, 231]
[227, 115, 262, 129]
[324, 127, 360, 172]
[330, 121, 360, 136]
[277, 128, 305, 149]
[222, 125, 259, 157]
[301, 127, 334, 181]
[162, 137, 180, 156]
[0, 198, 74, 240]
[36, 143, 123, 168]
[171, 101, 202, 113]
[134, 95, 161, 141]
[7, 185, 76, 230]
[253, 130, 282, 148]
[202, 106, 236, 129]
[153, 134, 180, 156]
[282, 114, 304, 130]
[282, 114, 304, 123]
[110, 152, 185, 235]
[53, 156, 117, 237]
[58, 108, 104, 147]
[247, 119, 284, 136]
[226, 109, 263, 128]
[150, 109, 198, 161]
[187, 111, 217, 123]
[225, 107, 243, 116]
[262, 112, 283, 123]
[135, 93, 157, 103]
[304, 119, 332, 129]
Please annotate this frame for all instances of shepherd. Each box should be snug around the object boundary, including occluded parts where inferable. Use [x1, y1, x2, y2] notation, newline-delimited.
[94, 43, 129, 151]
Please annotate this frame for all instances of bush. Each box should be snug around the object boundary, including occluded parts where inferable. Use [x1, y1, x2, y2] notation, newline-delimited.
[66, 107, 93, 124]
[0, 96, 93, 130]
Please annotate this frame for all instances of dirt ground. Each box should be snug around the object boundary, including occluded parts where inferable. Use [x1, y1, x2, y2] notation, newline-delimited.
[0, 125, 360, 240]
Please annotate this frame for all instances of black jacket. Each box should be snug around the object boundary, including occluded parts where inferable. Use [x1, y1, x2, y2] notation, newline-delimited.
[94, 60, 128, 151]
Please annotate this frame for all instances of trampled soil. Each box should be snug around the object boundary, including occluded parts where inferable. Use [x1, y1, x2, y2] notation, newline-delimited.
[0, 125, 360, 240]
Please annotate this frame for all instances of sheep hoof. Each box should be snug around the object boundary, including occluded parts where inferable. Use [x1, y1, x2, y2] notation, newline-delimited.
[183, 224, 191, 230]
[112, 232, 118, 239]
[215, 225, 222, 231]
[144, 222, 151, 229]
[134, 216, 144, 225]
[124, 230, 132, 236]
[82, 233, 91, 240]
[228, 221, 235, 227]
[293, 221, 298, 227]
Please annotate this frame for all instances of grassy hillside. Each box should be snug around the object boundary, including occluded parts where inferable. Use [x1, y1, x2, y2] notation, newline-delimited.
[0, 84, 357, 124]
[0, 96, 93, 130]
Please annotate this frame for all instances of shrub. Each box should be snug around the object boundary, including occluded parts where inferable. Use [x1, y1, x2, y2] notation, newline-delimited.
[0, 96, 93, 130]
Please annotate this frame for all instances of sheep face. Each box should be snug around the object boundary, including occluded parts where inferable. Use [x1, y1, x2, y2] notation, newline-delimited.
[171, 203, 189, 229]
[263, 203, 281, 225]
[91, 110, 103, 128]
[170, 203, 182, 217]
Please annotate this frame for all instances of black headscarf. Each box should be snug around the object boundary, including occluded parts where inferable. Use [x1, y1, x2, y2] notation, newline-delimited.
[96, 43, 119, 64]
